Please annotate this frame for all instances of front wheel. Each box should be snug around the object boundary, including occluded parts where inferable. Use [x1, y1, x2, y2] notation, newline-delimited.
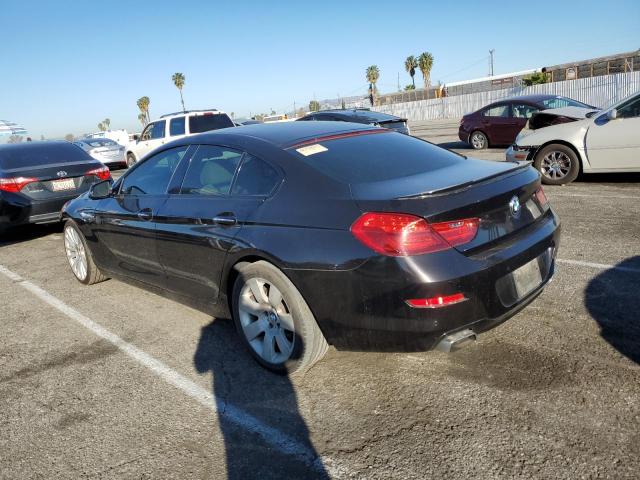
[534, 144, 580, 185]
[232, 261, 328, 374]
[126, 153, 136, 168]
[63, 220, 108, 285]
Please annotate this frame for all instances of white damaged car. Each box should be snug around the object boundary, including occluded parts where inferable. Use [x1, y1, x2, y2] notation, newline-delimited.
[506, 92, 640, 184]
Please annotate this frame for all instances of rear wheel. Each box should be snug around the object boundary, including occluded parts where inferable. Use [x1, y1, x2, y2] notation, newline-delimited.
[232, 261, 328, 374]
[126, 153, 136, 168]
[534, 144, 580, 185]
[63, 220, 108, 285]
[470, 130, 488, 150]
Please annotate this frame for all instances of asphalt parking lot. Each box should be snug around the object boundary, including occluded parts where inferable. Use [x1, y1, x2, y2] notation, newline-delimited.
[1, 121, 639, 479]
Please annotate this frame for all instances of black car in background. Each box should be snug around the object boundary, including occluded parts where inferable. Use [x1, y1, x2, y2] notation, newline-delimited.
[0, 141, 111, 234]
[61, 122, 559, 373]
[298, 109, 411, 134]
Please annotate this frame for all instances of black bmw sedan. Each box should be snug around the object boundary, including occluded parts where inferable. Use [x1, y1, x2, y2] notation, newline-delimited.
[0, 141, 111, 235]
[61, 122, 560, 373]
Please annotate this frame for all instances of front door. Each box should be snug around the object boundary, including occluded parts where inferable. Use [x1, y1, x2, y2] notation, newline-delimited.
[135, 120, 167, 160]
[94, 145, 190, 287]
[509, 103, 539, 143]
[480, 103, 514, 146]
[586, 95, 640, 170]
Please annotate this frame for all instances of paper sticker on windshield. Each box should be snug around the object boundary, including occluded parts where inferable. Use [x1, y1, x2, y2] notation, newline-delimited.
[296, 144, 328, 156]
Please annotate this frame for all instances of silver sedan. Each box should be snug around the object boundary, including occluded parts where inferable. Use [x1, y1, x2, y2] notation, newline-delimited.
[74, 138, 127, 170]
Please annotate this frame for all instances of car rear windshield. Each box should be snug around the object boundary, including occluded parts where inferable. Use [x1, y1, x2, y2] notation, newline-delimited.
[541, 96, 594, 109]
[82, 138, 118, 147]
[290, 131, 464, 183]
[0, 143, 92, 170]
[189, 114, 234, 133]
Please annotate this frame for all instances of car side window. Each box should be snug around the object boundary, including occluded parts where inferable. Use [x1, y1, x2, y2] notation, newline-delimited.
[150, 121, 166, 139]
[180, 145, 243, 196]
[170, 117, 186, 136]
[616, 96, 640, 119]
[298, 115, 315, 121]
[120, 146, 188, 195]
[511, 104, 539, 119]
[483, 105, 510, 118]
[140, 123, 154, 141]
[231, 154, 281, 196]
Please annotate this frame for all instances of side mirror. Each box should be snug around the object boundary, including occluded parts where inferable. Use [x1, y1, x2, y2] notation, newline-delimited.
[89, 179, 113, 199]
[607, 109, 618, 121]
[133, 134, 140, 142]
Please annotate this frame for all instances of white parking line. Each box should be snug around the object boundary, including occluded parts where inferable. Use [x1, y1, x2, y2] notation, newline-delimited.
[547, 193, 640, 200]
[557, 258, 640, 274]
[0, 264, 334, 475]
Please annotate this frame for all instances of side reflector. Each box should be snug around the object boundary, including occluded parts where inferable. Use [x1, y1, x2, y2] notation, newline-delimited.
[406, 293, 467, 309]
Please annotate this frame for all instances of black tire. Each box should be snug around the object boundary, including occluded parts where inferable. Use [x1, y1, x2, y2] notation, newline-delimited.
[469, 130, 488, 150]
[232, 261, 328, 375]
[126, 153, 136, 168]
[534, 144, 580, 185]
[63, 220, 109, 285]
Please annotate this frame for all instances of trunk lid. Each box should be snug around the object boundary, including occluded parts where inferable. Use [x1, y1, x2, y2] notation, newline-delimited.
[351, 159, 547, 253]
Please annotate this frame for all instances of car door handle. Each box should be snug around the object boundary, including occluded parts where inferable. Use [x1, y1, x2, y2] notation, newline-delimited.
[212, 214, 237, 226]
[137, 208, 153, 221]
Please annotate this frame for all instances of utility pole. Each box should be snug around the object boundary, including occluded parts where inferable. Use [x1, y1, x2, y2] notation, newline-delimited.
[489, 49, 495, 76]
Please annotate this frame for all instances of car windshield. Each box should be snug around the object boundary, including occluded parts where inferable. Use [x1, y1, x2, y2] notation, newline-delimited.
[289, 131, 464, 183]
[540, 96, 595, 109]
[0, 143, 91, 170]
[188, 114, 234, 133]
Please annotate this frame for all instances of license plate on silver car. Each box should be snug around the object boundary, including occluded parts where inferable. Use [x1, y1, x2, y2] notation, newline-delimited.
[512, 257, 543, 299]
[51, 178, 75, 191]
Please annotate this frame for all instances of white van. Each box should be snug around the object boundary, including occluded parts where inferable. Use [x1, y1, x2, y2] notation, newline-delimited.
[125, 109, 234, 166]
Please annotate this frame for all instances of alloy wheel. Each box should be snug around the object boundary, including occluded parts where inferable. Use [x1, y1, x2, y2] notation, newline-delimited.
[238, 277, 295, 365]
[541, 151, 571, 180]
[471, 132, 486, 149]
[64, 226, 88, 281]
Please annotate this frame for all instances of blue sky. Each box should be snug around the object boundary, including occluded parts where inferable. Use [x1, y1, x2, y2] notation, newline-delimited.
[1, 0, 638, 139]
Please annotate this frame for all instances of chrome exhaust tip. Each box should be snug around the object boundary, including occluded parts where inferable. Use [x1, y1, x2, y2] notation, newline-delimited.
[435, 329, 477, 353]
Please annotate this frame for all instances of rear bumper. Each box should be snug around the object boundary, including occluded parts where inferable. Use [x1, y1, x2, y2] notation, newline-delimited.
[288, 210, 561, 351]
[458, 126, 470, 143]
[1, 192, 80, 228]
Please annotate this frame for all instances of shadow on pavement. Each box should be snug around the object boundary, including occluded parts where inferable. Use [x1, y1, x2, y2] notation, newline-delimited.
[585, 256, 640, 364]
[0, 222, 62, 247]
[193, 319, 329, 479]
[576, 172, 640, 184]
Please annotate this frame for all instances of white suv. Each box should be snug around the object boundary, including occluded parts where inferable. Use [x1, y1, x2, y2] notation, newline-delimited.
[126, 109, 235, 166]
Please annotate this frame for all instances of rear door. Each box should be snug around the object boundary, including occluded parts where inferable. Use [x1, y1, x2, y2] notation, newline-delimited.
[480, 103, 514, 145]
[94, 146, 190, 286]
[586, 95, 640, 170]
[156, 146, 280, 303]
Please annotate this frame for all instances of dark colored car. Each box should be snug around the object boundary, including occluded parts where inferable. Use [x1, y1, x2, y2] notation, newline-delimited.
[459, 95, 596, 149]
[61, 122, 560, 373]
[0, 141, 111, 235]
[298, 109, 410, 135]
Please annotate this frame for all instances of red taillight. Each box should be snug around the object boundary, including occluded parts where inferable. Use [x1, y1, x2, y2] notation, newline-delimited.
[534, 186, 548, 207]
[86, 166, 111, 181]
[0, 177, 38, 192]
[406, 293, 467, 309]
[350, 212, 479, 256]
[431, 218, 480, 247]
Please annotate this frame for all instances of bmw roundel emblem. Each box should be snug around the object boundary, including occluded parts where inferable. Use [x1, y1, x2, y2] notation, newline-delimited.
[509, 196, 521, 217]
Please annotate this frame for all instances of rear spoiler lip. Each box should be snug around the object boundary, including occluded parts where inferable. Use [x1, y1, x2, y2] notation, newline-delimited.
[395, 161, 532, 199]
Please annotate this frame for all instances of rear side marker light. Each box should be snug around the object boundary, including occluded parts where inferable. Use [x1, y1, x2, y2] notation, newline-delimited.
[0, 177, 38, 192]
[350, 212, 479, 257]
[86, 166, 111, 181]
[534, 186, 548, 207]
[406, 293, 467, 309]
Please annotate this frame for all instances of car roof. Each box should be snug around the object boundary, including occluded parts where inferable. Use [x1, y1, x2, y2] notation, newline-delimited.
[168, 121, 380, 149]
[311, 109, 402, 121]
[500, 94, 569, 104]
[155, 109, 228, 120]
[0, 140, 70, 152]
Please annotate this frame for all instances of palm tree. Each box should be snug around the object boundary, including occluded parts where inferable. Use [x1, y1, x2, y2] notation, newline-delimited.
[404, 55, 418, 88]
[366, 65, 380, 104]
[98, 122, 105, 131]
[138, 113, 147, 127]
[418, 52, 434, 89]
[137, 96, 151, 124]
[104, 118, 110, 130]
[172, 73, 186, 112]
